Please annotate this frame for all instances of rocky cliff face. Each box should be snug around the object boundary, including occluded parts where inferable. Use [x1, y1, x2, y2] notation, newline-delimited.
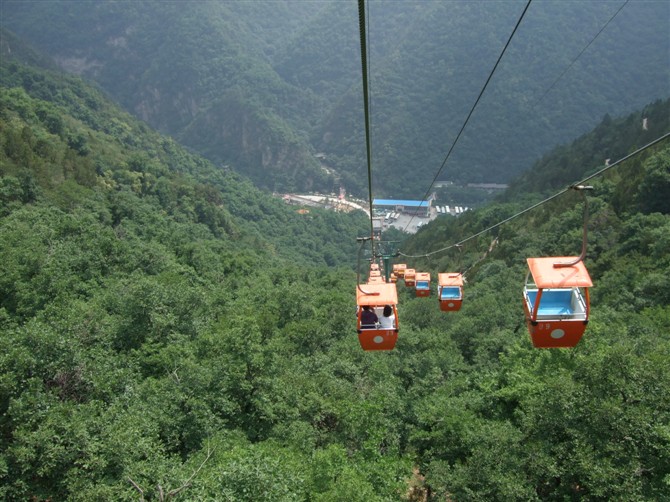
[179, 97, 326, 192]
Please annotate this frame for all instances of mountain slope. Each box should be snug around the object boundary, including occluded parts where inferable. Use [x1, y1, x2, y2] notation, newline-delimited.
[1, 1, 330, 192]
[0, 45, 369, 267]
[318, 0, 670, 195]
[503, 98, 670, 197]
[2, 0, 668, 198]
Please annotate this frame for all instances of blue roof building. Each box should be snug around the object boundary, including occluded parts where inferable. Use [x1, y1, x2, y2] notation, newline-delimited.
[373, 198, 431, 216]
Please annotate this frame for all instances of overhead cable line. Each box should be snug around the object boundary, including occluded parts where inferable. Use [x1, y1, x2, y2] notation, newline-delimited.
[533, 0, 629, 108]
[401, 0, 533, 234]
[358, 0, 375, 251]
[399, 131, 670, 259]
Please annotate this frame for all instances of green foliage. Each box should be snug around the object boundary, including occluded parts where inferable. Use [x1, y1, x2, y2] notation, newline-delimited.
[505, 99, 670, 198]
[1, 37, 669, 502]
[637, 148, 670, 214]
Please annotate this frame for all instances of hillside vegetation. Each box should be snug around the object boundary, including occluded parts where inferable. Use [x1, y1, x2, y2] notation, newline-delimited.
[1, 35, 670, 502]
[2, 0, 668, 197]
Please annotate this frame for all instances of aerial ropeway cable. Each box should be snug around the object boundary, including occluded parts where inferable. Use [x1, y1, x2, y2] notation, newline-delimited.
[401, 0, 534, 234]
[389, 0, 535, 321]
[355, 0, 401, 351]
[532, 0, 630, 108]
[398, 132, 670, 260]
[401, 0, 628, 234]
[393, 131, 668, 348]
[357, 0, 375, 250]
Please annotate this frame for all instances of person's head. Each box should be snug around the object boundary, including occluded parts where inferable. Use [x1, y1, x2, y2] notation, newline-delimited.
[383, 305, 392, 317]
[363, 305, 371, 311]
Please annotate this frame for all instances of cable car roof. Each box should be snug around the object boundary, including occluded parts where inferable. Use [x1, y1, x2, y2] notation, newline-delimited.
[357, 283, 398, 306]
[438, 273, 464, 287]
[527, 257, 593, 288]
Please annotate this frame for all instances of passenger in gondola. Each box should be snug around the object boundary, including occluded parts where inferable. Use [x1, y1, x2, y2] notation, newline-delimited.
[379, 305, 395, 329]
[360, 305, 378, 329]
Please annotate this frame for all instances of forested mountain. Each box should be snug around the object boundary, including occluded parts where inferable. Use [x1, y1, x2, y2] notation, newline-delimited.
[1, 1, 332, 193]
[2, 29, 670, 500]
[503, 98, 670, 198]
[2, 0, 668, 197]
[0, 41, 370, 267]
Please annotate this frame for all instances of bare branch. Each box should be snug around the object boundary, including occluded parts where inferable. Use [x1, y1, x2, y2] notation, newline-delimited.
[166, 447, 214, 498]
[127, 477, 145, 502]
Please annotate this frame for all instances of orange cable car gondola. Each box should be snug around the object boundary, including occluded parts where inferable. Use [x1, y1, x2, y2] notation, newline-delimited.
[368, 263, 383, 283]
[438, 272, 464, 311]
[356, 238, 400, 351]
[356, 271, 399, 351]
[523, 257, 592, 347]
[415, 272, 431, 297]
[404, 268, 416, 287]
[523, 185, 594, 348]
[393, 263, 407, 279]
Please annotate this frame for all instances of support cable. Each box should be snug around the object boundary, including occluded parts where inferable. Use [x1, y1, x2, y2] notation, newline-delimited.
[533, 0, 629, 108]
[553, 185, 593, 268]
[399, 131, 670, 259]
[402, 0, 533, 233]
[358, 0, 376, 254]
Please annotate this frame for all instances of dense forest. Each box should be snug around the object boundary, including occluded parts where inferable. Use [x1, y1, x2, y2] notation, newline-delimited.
[2, 24, 670, 501]
[1, 0, 668, 197]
